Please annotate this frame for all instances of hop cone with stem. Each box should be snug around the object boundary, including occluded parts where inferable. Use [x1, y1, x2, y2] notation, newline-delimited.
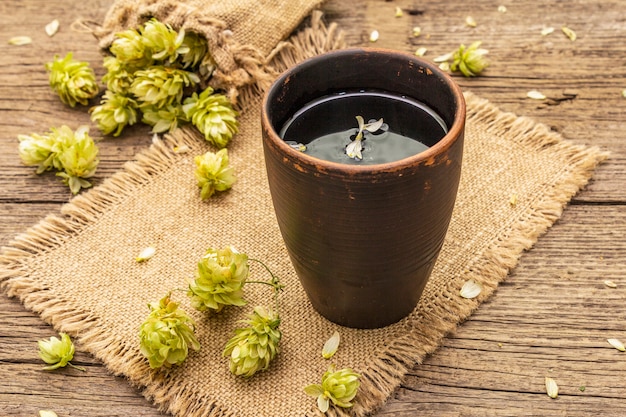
[183, 87, 239, 148]
[450, 41, 489, 77]
[38, 332, 84, 371]
[188, 246, 249, 312]
[304, 366, 361, 413]
[90, 90, 139, 137]
[45, 52, 99, 107]
[131, 65, 200, 108]
[193, 148, 236, 200]
[139, 293, 201, 369]
[223, 306, 281, 377]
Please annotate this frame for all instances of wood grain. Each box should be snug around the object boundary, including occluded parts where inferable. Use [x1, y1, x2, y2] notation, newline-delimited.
[1, 0, 625, 416]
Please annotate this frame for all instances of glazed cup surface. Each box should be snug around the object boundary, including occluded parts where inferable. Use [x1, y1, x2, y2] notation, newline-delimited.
[262, 48, 466, 328]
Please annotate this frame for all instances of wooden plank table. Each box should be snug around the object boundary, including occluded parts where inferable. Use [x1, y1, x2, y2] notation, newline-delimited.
[1, 0, 625, 415]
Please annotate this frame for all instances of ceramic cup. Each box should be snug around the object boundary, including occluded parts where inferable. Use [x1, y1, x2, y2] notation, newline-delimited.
[261, 48, 465, 328]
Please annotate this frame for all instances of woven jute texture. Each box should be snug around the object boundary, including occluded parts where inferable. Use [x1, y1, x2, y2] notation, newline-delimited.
[0, 13, 609, 417]
[94, 0, 326, 103]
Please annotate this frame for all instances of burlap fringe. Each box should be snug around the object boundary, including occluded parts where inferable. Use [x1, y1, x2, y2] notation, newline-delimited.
[0, 12, 610, 416]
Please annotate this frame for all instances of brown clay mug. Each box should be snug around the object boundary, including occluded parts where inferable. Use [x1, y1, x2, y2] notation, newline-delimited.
[261, 48, 465, 328]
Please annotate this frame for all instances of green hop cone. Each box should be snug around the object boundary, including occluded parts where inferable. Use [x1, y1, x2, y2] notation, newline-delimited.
[223, 306, 281, 377]
[18, 132, 57, 174]
[180, 31, 209, 69]
[304, 366, 361, 413]
[130, 65, 200, 109]
[102, 56, 136, 94]
[51, 125, 99, 194]
[183, 87, 239, 148]
[90, 90, 139, 137]
[139, 293, 201, 369]
[141, 18, 189, 64]
[38, 332, 84, 371]
[188, 246, 249, 312]
[193, 148, 236, 200]
[141, 102, 188, 133]
[45, 52, 99, 107]
[450, 41, 489, 77]
[110, 28, 153, 68]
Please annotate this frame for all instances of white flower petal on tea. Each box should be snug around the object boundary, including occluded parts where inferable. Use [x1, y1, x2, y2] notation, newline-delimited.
[498, 5, 507, 13]
[395, 7, 403, 17]
[541, 27, 555, 36]
[8, 36, 32, 45]
[608, 338, 626, 352]
[412, 26, 422, 37]
[136, 246, 156, 262]
[604, 280, 617, 288]
[45, 19, 60, 37]
[545, 376, 559, 399]
[369, 30, 379, 42]
[322, 331, 341, 359]
[465, 16, 477, 28]
[460, 280, 482, 299]
[527, 90, 546, 100]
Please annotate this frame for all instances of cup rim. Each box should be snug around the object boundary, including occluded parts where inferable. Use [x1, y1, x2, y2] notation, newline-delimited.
[261, 47, 466, 173]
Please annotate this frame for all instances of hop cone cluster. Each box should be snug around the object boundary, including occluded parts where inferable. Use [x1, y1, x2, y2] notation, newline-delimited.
[45, 52, 99, 107]
[450, 41, 489, 77]
[139, 293, 200, 369]
[18, 125, 99, 194]
[188, 246, 249, 312]
[183, 87, 239, 148]
[304, 366, 361, 412]
[193, 148, 236, 200]
[91, 17, 238, 143]
[223, 306, 281, 377]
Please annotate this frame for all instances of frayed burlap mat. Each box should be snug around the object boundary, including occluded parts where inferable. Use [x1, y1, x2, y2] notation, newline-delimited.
[0, 14, 609, 417]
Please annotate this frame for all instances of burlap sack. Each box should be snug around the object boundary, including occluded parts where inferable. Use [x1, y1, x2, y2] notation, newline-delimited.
[94, 0, 326, 102]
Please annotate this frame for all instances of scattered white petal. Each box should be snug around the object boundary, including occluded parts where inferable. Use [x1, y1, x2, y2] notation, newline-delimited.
[545, 377, 559, 399]
[412, 26, 422, 37]
[415, 47, 428, 57]
[173, 144, 191, 154]
[541, 27, 555, 36]
[322, 331, 341, 359]
[465, 16, 477, 28]
[608, 338, 626, 352]
[8, 36, 32, 45]
[151, 133, 161, 144]
[39, 412, 59, 417]
[369, 30, 379, 42]
[604, 280, 617, 288]
[433, 52, 453, 63]
[562, 26, 577, 41]
[498, 5, 507, 12]
[438, 62, 450, 72]
[621, 89, 626, 98]
[509, 194, 518, 206]
[45, 19, 60, 37]
[136, 246, 156, 262]
[460, 280, 482, 299]
[527, 90, 547, 100]
[395, 7, 403, 17]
